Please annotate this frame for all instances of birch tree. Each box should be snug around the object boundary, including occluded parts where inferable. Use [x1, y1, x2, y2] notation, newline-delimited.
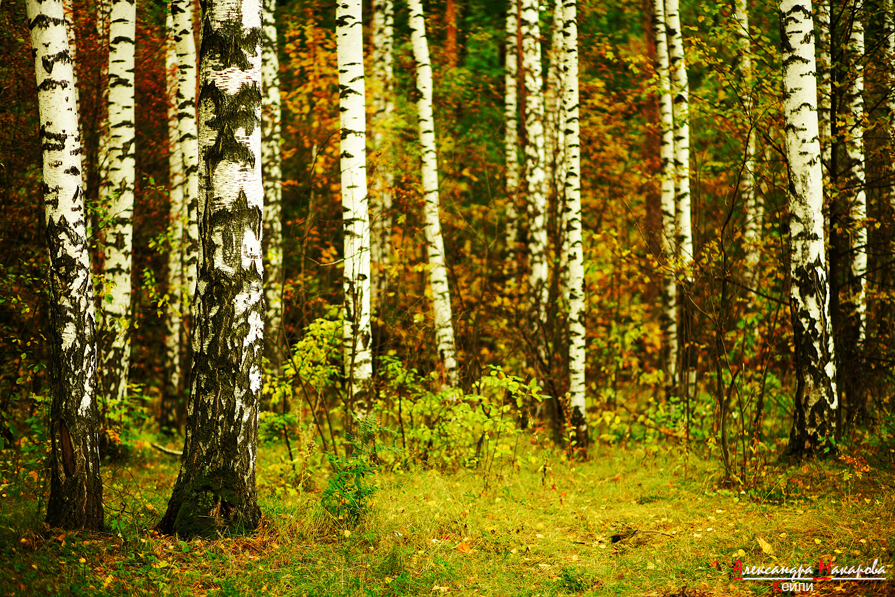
[504, 0, 520, 248]
[665, 0, 694, 396]
[409, 0, 459, 388]
[158, 0, 264, 536]
[887, 0, 895, 217]
[521, 0, 549, 329]
[371, 0, 395, 306]
[162, 9, 185, 430]
[172, 0, 200, 306]
[779, 0, 838, 457]
[545, 0, 565, 201]
[27, 0, 104, 530]
[101, 0, 136, 409]
[845, 0, 866, 343]
[562, 0, 587, 451]
[653, 0, 677, 391]
[735, 0, 761, 284]
[337, 0, 374, 409]
[262, 0, 284, 371]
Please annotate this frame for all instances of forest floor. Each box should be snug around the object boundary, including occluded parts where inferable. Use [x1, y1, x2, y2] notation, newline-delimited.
[0, 438, 893, 597]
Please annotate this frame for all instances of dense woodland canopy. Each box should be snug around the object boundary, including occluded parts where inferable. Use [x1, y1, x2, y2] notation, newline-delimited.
[2, 0, 895, 536]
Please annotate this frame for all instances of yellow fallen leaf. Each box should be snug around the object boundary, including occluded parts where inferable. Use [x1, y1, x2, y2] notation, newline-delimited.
[456, 541, 472, 554]
[757, 537, 774, 555]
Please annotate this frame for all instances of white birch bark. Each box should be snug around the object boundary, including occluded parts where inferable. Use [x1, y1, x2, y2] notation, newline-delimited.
[654, 0, 677, 389]
[27, 0, 104, 530]
[562, 0, 586, 450]
[409, 0, 459, 388]
[262, 0, 284, 369]
[845, 0, 866, 342]
[664, 0, 692, 265]
[735, 0, 761, 282]
[337, 0, 374, 407]
[505, 0, 520, 248]
[545, 0, 566, 201]
[521, 0, 549, 328]
[164, 10, 185, 406]
[159, 0, 264, 536]
[171, 0, 199, 306]
[371, 0, 395, 306]
[101, 0, 136, 407]
[779, 0, 838, 455]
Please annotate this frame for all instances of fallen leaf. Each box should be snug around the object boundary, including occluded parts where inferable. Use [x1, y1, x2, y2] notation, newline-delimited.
[456, 541, 472, 553]
[757, 537, 774, 555]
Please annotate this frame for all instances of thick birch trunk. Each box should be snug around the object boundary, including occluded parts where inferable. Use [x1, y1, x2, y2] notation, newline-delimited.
[371, 0, 395, 307]
[27, 0, 104, 530]
[162, 9, 185, 430]
[521, 0, 549, 332]
[262, 0, 284, 372]
[562, 0, 587, 453]
[101, 0, 136, 409]
[505, 0, 520, 248]
[845, 1, 866, 343]
[158, 0, 264, 537]
[171, 0, 200, 310]
[409, 0, 459, 388]
[779, 0, 839, 457]
[653, 0, 677, 391]
[337, 0, 374, 410]
[735, 0, 761, 285]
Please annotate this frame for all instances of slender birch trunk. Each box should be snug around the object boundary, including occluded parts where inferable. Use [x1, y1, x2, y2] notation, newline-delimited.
[162, 9, 185, 431]
[101, 0, 136, 409]
[653, 0, 677, 392]
[171, 0, 199, 309]
[521, 0, 549, 331]
[779, 0, 838, 457]
[262, 0, 284, 372]
[735, 0, 761, 284]
[845, 0, 866, 343]
[665, 0, 695, 398]
[562, 0, 586, 453]
[408, 0, 459, 388]
[816, 0, 832, 183]
[337, 0, 374, 409]
[159, 0, 264, 537]
[505, 0, 520, 249]
[27, 0, 104, 530]
[545, 0, 565, 203]
[371, 0, 395, 307]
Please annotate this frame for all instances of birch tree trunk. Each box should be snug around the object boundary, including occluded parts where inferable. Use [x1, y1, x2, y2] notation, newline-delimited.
[545, 0, 565, 203]
[653, 0, 677, 393]
[337, 0, 374, 410]
[562, 0, 587, 453]
[735, 0, 761, 285]
[816, 0, 832, 183]
[504, 0, 520, 249]
[665, 0, 695, 398]
[521, 0, 549, 334]
[845, 0, 866, 343]
[101, 0, 136, 410]
[779, 0, 839, 457]
[409, 0, 459, 388]
[162, 9, 185, 432]
[158, 0, 264, 537]
[172, 0, 200, 312]
[887, 0, 895, 217]
[371, 0, 395, 308]
[27, 0, 104, 530]
[262, 0, 284, 372]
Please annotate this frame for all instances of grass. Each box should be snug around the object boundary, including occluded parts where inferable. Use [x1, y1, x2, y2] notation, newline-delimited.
[0, 438, 893, 596]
